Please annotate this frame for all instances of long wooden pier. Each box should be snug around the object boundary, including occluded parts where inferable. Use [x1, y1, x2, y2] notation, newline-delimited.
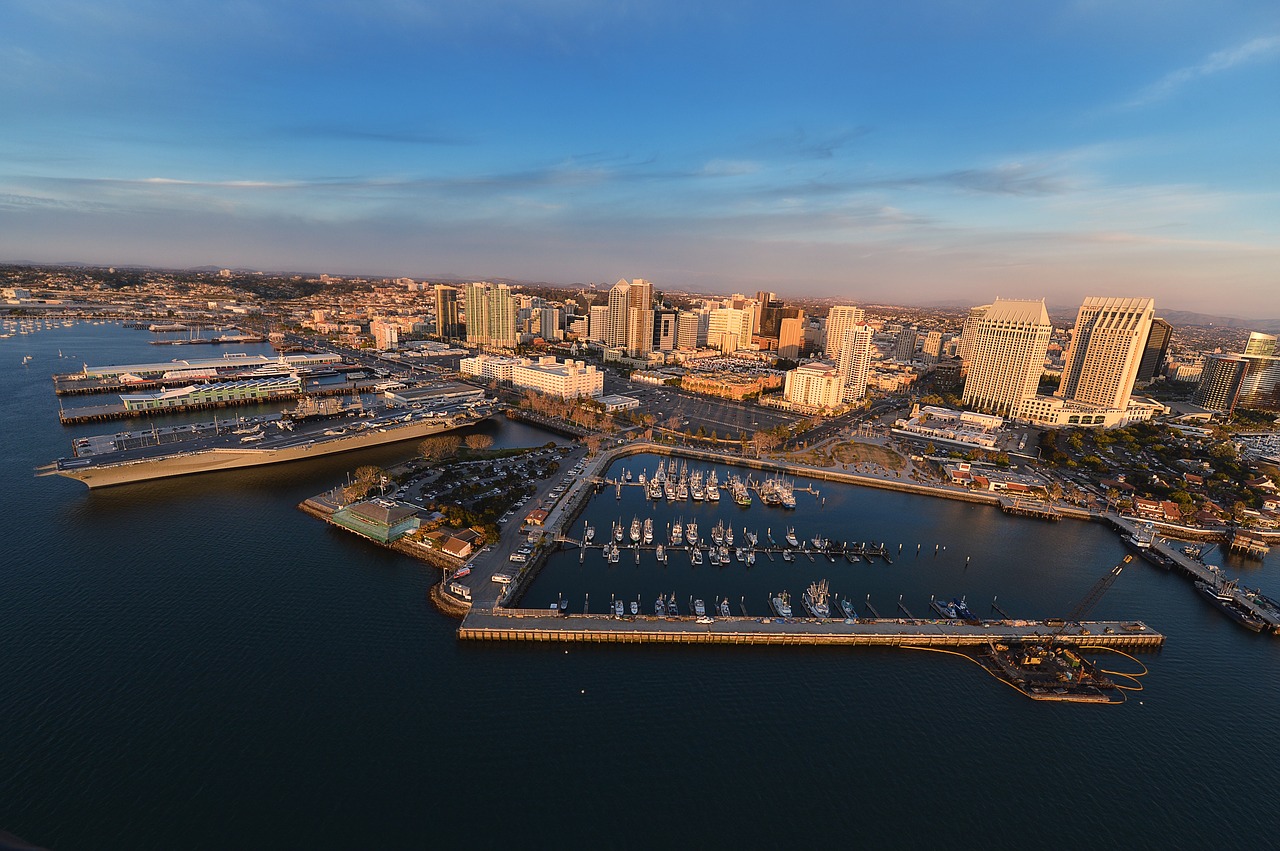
[459, 609, 1165, 649]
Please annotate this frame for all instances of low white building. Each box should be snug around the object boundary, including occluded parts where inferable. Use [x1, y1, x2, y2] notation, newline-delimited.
[459, 354, 521, 384]
[1014, 395, 1166, 429]
[512, 356, 604, 399]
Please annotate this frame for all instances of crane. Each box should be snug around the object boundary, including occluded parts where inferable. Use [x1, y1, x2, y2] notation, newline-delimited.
[1048, 554, 1132, 646]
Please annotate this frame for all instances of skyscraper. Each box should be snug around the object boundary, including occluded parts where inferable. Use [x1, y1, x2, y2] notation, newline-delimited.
[825, 305, 866, 363]
[961, 298, 1052, 416]
[837, 324, 874, 402]
[1056, 296, 1155, 410]
[1193, 354, 1247, 413]
[1243, 332, 1277, 357]
[894, 328, 918, 362]
[588, 304, 609, 343]
[463, 282, 516, 349]
[626, 279, 654, 357]
[778, 316, 805, 361]
[957, 304, 991, 368]
[606, 280, 630, 349]
[433, 284, 460, 341]
[1136, 318, 1173, 383]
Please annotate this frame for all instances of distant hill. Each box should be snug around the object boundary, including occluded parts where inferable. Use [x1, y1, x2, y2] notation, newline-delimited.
[1158, 310, 1280, 332]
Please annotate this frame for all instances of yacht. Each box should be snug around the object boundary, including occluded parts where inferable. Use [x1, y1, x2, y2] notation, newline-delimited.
[783, 549, 795, 562]
[583, 523, 595, 544]
[655, 544, 667, 564]
[693, 599, 706, 617]
[642, 517, 654, 545]
[655, 595, 667, 616]
[686, 521, 698, 546]
[690, 547, 703, 565]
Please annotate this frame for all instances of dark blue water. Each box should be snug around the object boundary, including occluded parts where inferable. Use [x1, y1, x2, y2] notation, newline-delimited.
[2, 322, 1277, 850]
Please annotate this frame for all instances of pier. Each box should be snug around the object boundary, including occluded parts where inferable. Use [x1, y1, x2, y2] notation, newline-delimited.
[458, 609, 1165, 649]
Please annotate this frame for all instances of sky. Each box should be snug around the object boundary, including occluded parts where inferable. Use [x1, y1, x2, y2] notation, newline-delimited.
[2, 1, 1278, 315]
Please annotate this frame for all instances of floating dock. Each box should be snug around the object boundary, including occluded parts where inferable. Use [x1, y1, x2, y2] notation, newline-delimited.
[458, 609, 1164, 649]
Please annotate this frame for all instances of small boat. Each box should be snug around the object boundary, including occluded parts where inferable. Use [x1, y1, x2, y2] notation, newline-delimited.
[725, 525, 734, 546]
[613, 599, 624, 617]
[931, 597, 960, 619]
[691, 547, 703, 565]
[953, 597, 977, 621]
[839, 598, 857, 620]
[655, 595, 667, 616]
[608, 544, 620, 564]
[656, 544, 667, 564]
[613, 521, 624, 542]
[642, 517, 654, 545]
[666, 595, 679, 617]
[452, 566, 471, 579]
[770, 591, 793, 618]
[785, 528, 799, 548]
[783, 549, 794, 562]
[718, 598, 731, 618]
[583, 523, 595, 544]
[693, 599, 706, 617]
[686, 521, 698, 546]
[630, 599, 639, 616]
[707, 548, 720, 566]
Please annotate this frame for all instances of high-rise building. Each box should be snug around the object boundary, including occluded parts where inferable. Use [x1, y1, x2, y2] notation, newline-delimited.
[783, 362, 844, 409]
[676, 310, 700, 350]
[652, 308, 678, 352]
[1056, 297, 1155, 410]
[1136, 318, 1173, 383]
[961, 298, 1052, 416]
[433, 285, 460, 341]
[1237, 355, 1280, 410]
[894, 328, 918, 362]
[957, 304, 991, 368]
[626, 279, 654, 357]
[1243, 332, 1277, 357]
[588, 304, 609, 343]
[778, 316, 805, 361]
[463, 282, 516, 349]
[824, 306, 865, 363]
[837, 324, 874, 402]
[606, 280, 630, 349]
[1194, 354, 1247, 413]
[922, 331, 944, 362]
[537, 307, 562, 341]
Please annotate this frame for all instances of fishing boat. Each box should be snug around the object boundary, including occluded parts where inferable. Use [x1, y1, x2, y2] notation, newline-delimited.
[642, 517, 654, 545]
[801, 579, 831, 618]
[671, 517, 684, 545]
[931, 597, 960, 619]
[686, 520, 698, 546]
[608, 544, 620, 564]
[707, 548, 720, 566]
[839, 598, 857, 620]
[613, 521, 624, 543]
[1195, 578, 1266, 632]
[746, 549, 756, 565]
[718, 598, 731, 618]
[725, 525, 734, 546]
[734, 547, 745, 563]
[711, 521, 724, 546]
[785, 528, 799, 547]
[656, 544, 667, 564]
[953, 597, 978, 621]
[690, 547, 703, 565]
[666, 595, 679, 617]
[745, 529, 758, 547]
[629, 516, 642, 543]
[770, 591, 793, 618]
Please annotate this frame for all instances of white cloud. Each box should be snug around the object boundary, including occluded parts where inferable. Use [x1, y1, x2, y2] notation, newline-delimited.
[1125, 35, 1280, 107]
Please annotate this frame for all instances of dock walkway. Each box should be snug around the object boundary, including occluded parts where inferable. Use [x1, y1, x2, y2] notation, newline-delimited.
[459, 609, 1165, 649]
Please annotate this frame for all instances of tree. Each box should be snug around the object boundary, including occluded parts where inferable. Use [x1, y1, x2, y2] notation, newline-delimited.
[465, 434, 494, 451]
[419, 434, 462, 461]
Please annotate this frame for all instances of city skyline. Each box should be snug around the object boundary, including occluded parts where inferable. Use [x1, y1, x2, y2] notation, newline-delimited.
[3, 2, 1278, 316]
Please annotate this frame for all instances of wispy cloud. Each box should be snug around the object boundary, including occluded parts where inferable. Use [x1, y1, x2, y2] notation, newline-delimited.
[1124, 35, 1280, 107]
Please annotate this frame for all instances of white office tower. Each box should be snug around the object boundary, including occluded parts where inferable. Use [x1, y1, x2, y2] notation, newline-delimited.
[1056, 296, 1155, 410]
[707, 307, 752, 353]
[961, 298, 1052, 416]
[837, 324, 874, 402]
[825, 306, 866, 362]
[625, 279, 654, 357]
[606, 280, 630, 348]
[676, 310, 700, 350]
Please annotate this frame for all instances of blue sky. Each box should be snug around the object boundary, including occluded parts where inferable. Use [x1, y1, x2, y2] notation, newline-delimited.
[2, 1, 1278, 315]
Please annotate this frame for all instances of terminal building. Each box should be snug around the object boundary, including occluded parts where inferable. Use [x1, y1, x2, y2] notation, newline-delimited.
[120, 376, 301, 411]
